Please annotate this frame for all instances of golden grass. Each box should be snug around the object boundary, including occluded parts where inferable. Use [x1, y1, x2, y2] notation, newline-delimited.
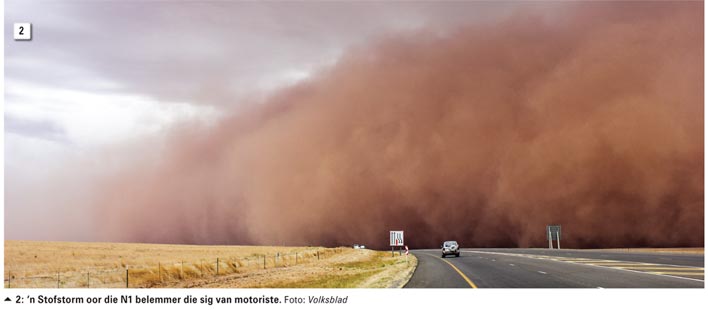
[247, 251, 417, 288]
[4, 240, 417, 288]
[6, 240, 339, 288]
[267, 270, 381, 288]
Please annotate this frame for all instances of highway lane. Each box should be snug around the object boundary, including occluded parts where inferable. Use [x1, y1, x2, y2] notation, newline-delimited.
[405, 249, 704, 288]
[477, 248, 704, 267]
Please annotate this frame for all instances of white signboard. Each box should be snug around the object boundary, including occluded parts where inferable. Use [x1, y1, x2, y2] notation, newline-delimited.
[390, 231, 404, 246]
[546, 225, 561, 240]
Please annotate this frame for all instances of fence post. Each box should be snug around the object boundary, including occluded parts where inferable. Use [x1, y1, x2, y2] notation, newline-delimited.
[263, 255, 266, 269]
[126, 268, 129, 288]
[87, 272, 90, 288]
[57, 272, 60, 288]
[8, 271, 11, 288]
[181, 261, 184, 279]
[158, 262, 161, 283]
[216, 258, 219, 275]
[317, 251, 320, 260]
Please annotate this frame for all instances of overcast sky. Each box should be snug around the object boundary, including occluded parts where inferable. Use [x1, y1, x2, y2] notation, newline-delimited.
[3, 1, 538, 240]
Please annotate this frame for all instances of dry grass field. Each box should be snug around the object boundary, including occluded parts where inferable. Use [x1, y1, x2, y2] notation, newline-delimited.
[4, 240, 416, 288]
[182, 249, 416, 288]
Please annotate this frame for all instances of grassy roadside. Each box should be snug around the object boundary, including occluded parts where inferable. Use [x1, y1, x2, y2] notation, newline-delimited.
[246, 251, 417, 288]
[5, 240, 417, 288]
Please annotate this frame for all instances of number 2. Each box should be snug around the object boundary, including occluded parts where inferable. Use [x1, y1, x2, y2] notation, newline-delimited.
[18, 26, 24, 35]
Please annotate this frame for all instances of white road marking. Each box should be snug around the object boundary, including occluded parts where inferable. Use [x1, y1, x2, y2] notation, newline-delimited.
[462, 250, 705, 283]
[653, 272, 705, 276]
[509, 264, 515, 266]
[617, 266, 704, 271]
[492, 259, 496, 262]
[597, 287, 604, 289]
[538, 271, 547, 274]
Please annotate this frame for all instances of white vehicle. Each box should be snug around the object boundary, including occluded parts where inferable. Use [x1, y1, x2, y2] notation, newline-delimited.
[442, 241, 460, 258]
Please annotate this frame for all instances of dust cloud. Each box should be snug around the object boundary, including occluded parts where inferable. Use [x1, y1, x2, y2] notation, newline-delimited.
[98, 2, 703, 249]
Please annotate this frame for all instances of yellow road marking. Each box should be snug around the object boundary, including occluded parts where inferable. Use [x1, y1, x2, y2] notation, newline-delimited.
[426, 254, 478, 288]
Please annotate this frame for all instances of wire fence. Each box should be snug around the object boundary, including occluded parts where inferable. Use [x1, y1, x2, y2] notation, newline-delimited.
[5, 248, 342, 288]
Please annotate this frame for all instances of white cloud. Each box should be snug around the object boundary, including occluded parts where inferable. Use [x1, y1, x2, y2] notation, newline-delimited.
[5, 80, 219, 148]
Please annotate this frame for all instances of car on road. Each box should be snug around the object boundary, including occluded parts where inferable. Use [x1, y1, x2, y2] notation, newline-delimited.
[442, 241, 460, 258]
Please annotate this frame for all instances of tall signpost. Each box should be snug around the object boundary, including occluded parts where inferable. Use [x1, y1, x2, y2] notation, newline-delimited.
[390, 231, 404, 257]
[546, 225, 561, 250]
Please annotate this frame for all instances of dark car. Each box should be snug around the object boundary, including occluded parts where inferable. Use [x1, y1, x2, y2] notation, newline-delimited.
[442, 241, 460, 258]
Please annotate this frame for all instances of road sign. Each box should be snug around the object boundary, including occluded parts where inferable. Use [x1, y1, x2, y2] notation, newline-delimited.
[390, 231, 404, 246]
[405, 245, 409, 255]
[547, 225, 561, 240]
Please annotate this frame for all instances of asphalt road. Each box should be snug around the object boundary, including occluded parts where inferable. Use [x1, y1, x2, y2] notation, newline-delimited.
[404, 248, 704, 288]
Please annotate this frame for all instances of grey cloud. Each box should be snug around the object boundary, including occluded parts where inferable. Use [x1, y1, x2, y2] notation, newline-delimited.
[4, 1, 523, 106]
[5, 115, 69, 144]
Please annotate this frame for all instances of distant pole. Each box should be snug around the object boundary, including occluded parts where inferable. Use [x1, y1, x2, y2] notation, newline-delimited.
[216, 258, 219, 275]
[125, 269, 129, 288]
[317, 251, 320, 260]
[87, 272, 90, 288]
[181, 261, 184, 279]
[8, 271, 11, 288]
[556, 231, 561, 250]
[158, 262, 161, 282]
[548, 226, 552, 249]
[57, 272, 60, 288]
[263, 255, 266, 269]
